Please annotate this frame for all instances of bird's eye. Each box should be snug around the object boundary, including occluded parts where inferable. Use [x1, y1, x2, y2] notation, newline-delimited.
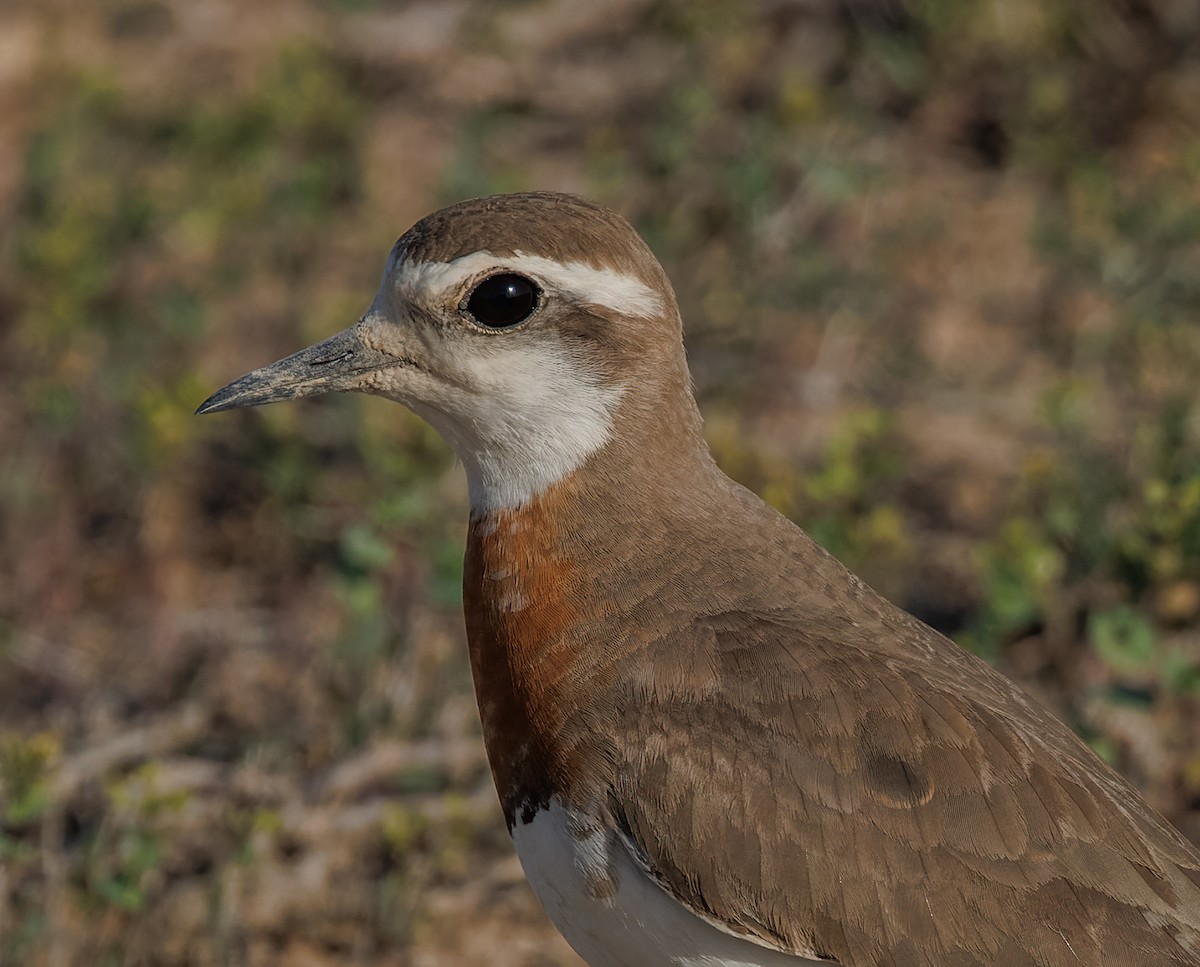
[465, 273, 540, 329]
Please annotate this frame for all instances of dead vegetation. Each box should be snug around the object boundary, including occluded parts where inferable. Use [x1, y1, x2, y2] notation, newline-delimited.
[1, 0, 1199, 964]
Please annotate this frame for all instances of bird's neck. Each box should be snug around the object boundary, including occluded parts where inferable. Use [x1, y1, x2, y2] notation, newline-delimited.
[462, 434, 722, 827]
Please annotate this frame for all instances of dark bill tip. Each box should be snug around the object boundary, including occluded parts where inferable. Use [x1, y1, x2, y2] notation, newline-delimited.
[196, 326, 395, 416]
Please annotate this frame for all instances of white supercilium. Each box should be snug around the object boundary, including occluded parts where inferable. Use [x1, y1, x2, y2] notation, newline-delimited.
[391, 250, 665, 321]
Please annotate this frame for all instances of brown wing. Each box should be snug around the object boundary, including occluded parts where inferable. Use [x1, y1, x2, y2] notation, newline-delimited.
[611, 608, 1200, 966]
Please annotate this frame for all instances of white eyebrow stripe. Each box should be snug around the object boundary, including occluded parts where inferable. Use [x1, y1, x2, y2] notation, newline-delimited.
[393, 250, 664, 320]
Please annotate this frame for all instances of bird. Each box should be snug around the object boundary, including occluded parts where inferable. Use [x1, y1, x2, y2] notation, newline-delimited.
[198, 191, 1200, 966]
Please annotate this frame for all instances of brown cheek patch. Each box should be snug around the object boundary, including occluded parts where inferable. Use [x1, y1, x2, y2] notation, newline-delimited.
[464, 480, 588, 825]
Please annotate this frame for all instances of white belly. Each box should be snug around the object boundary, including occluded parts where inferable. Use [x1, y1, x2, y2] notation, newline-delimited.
[511, 801, 828, 967]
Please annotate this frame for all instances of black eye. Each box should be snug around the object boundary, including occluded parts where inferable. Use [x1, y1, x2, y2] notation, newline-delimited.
[466, 273, 540, 329]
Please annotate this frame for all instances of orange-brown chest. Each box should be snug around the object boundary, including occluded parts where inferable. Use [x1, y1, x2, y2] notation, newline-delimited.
[463, 492, 600, 826]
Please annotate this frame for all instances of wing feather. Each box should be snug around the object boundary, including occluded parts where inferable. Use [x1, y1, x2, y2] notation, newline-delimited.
[610, 611, 1200, 966]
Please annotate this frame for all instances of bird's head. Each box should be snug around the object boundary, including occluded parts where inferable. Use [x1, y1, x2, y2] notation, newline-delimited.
[197, 192, 703, 511]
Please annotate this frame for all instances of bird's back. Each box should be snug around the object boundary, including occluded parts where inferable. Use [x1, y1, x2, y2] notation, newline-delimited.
[608, 480, 1200, 965]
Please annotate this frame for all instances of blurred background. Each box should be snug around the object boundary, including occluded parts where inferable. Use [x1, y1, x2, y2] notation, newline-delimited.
[1, 0, 1200, 963]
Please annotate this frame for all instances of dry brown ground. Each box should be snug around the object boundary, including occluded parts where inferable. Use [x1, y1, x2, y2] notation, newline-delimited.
[1, 1, 1199, 965]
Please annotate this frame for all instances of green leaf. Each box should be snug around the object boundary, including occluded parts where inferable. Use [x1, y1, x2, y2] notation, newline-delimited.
[1089, 606, 1156, 675]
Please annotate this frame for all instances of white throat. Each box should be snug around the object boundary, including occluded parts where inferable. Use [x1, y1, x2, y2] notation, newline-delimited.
[405, 338, 625, 514]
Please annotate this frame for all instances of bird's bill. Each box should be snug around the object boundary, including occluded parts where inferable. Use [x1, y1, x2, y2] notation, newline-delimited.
[195, 325, 394, 415]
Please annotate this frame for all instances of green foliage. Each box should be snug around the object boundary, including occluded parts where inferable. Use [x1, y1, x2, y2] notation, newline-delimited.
[0, 733, 59, 826]
[324, 403, 463, 747]
[951, 78, 1200, 685]
[6, 43, 366, 470]
[708, 408, 912, 595]
[82, 765, 191, 914]
[86, 826, 163, 913]
[964, 518, 1066, 657]
[0, 905, 44, 967]
[440, 104, 540, 203]
[1089, 606, 1156, 677]
[801, 409, 912, 585]
[965, 388, 1200, 681]
[332, 521, 395, 667]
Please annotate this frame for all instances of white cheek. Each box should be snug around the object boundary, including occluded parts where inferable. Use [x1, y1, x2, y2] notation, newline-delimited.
[383, 338, 624, 512]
